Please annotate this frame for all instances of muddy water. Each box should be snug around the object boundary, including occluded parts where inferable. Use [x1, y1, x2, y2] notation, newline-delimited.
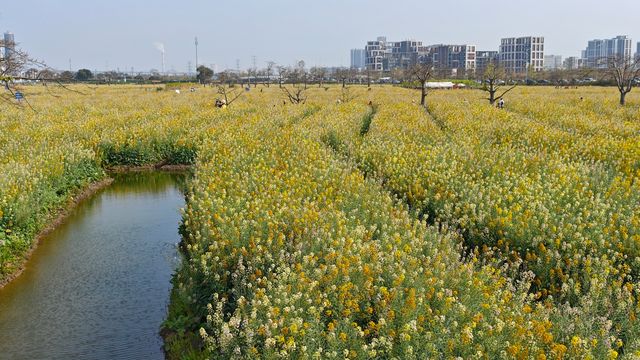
[0, 172, 186, 360]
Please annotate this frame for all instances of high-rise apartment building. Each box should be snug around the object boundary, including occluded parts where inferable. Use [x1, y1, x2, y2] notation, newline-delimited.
[365, 36, 389, 71]
[427, 44, 476, 75]
[387, 40, 429, 69]
[499, 36, 545, 73]
[563, 56, 585, 70]
[475, 51, 499, 74]
[365, 37, 439, 71]
[582, 35, 633, 68]
[543, 55, 563, 70]
[350, 49, 366, 70]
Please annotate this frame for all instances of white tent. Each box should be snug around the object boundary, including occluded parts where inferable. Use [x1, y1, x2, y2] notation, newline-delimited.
[425, 82, 455, 89]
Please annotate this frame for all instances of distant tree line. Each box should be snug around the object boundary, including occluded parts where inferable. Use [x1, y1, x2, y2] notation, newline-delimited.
[3, 36, 638, 109]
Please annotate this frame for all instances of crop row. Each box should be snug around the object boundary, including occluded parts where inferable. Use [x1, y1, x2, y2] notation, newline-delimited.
[294, 97, 640, 358]
[168, 101, 636, 358]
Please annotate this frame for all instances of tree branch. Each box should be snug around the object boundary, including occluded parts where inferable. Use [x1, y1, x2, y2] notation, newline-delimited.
[497, 84, 518, 99]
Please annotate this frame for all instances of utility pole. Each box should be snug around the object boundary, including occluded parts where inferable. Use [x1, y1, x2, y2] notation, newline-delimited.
[69, 58, 72, 72]
[252, 56, 257, 87]
[195, 36, 199, 70]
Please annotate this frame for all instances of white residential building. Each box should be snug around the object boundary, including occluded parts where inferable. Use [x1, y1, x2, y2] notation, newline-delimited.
[427, 44, 476, 75]
[365, 36, 389, 71]
[563, 56, 585, 70]
[388, 40, 429, 69]
[499, 36, 545, 73]
[543, 55, 563, 70]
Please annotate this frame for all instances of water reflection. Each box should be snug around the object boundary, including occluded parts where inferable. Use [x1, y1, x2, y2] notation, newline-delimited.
[0, 172, 185, 360]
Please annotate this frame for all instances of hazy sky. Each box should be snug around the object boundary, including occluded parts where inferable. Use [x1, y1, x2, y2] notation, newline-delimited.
[2, 0, 639, 72]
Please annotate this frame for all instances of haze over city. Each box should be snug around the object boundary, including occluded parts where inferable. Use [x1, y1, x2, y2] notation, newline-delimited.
[2, 0, 640, 72]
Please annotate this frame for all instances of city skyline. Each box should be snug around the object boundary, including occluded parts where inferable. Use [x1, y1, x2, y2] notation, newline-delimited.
[1, 0, 639, 72]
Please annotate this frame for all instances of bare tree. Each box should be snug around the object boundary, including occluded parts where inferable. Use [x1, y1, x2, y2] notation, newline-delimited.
[281, 85, 307, 104]
[606, 55, 640, 106]
[408, 63, 433, 107]
[247, 67, 257, 88]
[335, 68, 351, 88]
[216, 84, 242, 107]
[0, 38, 42, 108]
[310, 66, 327, 88]
[0, 38, 84, 110]
[291, 60, 308, 89]
[478, 62, 517, 105]
[285, 66, 298, 86]
[391, 68, 407, 84]
[37, 68, 57, 80]
[265, 61, 276, 87]
[277, 66, 288, 88]
[364, 68, 379, 87]
[217, 70, 237, 87]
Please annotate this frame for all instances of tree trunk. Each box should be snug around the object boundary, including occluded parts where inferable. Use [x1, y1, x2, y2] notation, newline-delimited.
[620, 91, 626, 106]
[489, 89, 496, 105]
[342, 79, 346, 88]
[421, 84, 426, 107]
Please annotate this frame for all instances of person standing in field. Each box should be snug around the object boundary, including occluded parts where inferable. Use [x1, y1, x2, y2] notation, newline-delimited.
[497, 97, 505, 109]
[215, 99, 227, 109]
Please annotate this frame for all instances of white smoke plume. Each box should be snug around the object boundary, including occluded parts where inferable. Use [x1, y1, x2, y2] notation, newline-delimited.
[153, 42, 165, 54]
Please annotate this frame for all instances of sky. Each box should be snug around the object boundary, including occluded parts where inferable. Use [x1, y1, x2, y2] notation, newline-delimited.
[1, 0, 639, 73]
